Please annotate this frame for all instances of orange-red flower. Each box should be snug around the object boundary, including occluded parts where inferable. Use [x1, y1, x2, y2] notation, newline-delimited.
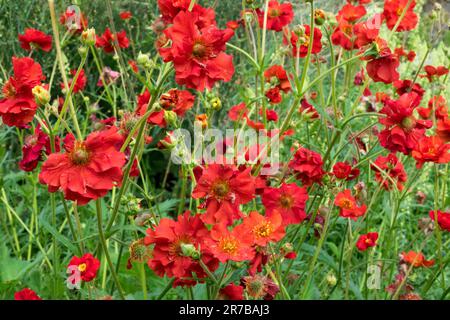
[417, 96, 448, 120]
[206, 223, 254, 262]
[144, 211, 218, 280]
[18, 28, 52, 52]
[356, 232, 378, 251]
[289, 147, 325, 186]
[401, 251, 434, 268]
[383, 0, 418, 32]
[14, 288, 42, 300]
[429, 210, 450, 232]
[437, 118, 450, 142]
[371, 153, 407, 191]
[219, 283, 244, 300]
[240, 211, 285, 247]
[332, 162, 360, 181]
[378, 92, 432, 155]
[39, 127, 126, 205]
[420, 65, 449, 82]
[0, 57, 44, 127]
[411, 135, 450, 169]
[119, 11, 132, 20]
[96, 28, 129, 53]
[159, 10, 234, 91]
[20, 125, 59, 172]
[61, 69, 87, 93]
[334, 189, 367, 220]
[261, 183, 309, 225]
[264, 65, 291, 104]
[192, 164, 255, 225]
[256, 1, 294, 32]
[336, 3, 367, 23]
[289, 25, 322, 58]
[68, 253, 100, 282]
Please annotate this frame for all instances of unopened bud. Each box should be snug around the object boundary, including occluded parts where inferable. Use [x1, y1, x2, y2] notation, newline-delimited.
[326, 273, 337, 286]
[164, 110, 178, 127]
[314, 9, 326, 26]
[78, 46, 88, 57]
[32, 85, 50, 106]
[81, 28, 96, 46]
[210, 97, 222, 111]
[137, 52, 153, 69]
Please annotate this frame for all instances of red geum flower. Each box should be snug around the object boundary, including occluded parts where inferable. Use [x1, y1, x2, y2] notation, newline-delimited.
[411, 135, 450, 169]
[332, 162, 360, 181]
[119, 11, 132, 20]
[228, 102, 248, 121]
[378, 92, 432, 155]
[226, 20, 241, 30]
[290, 25, 322, 58]
[420, 65, 449, 82]
[264, 65, 291, 104]
[14, 288, 42, 300]
[371, 153, 407, 191]
[19, 125, 60, 172]
[0, 57, 44, 127]
[39, 127, 126, 205]
[299, 98, 319, 119]
[383, 0, 418, 32]
[356, 232, 378, 251]
[417, 96, 448, 120]
[393, 79, 424, 97]
[157, 0, 216, 27]
[394, 47, 416, 62]
[334, 189, 367, 220]
[289, 147, 325, 186]
[256, 1, 294, 32]
[240, 211, 285, 247]
[206, 223, 255, 263]
[60, 8, 88, 33]
[61, 69, 87, 93]
[336, 3, 367, 23]
[366, 52, 399, 84]
[18, 28, 52, 52]
[192, 164, 255, 226]
[68, 253, 100, 282]
[429, 210, 450, 232]
[242, 274, 279, 300]
[261, 183, 309, 225]
[159, 10, 234, 91]
[144, 211, 218, 279]
[265, 87, 282, 104]
[265, 109, 279, 121]
[437, 118, 450, 142]
[219, 283, 244, 300]
[160, 88, 195, 117]
[96, 28, 129, 53]
[401, 251, 434, 268]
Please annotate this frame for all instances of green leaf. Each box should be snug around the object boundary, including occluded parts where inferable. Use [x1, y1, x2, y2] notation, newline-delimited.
[39, 217, 79, 255]
[0, 244, 32, 283]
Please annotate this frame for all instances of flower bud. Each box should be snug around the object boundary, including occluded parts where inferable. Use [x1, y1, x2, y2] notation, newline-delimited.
[210, 97, 222, 111]
[32, 85, 50, 106]
[78, 46, 88, 57]
[137, 52, 154, 69]
[164, 110, 178, 127]
[326, 272, 337, 286]
[81, 28, 96, 46]
[314, 9, 326, 26]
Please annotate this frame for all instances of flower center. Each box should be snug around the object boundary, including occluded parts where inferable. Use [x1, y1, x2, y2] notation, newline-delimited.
[279, 194, 293, 209]
[212, 181, 230, 198]
[253, 221, 273, 239]
[192, 40, 209, 59]
[78, 263, 87, 272]
[339, 198, 354, 210]
[2, 80, 16, 98]
[219, 237, 239, 255]
[70, 142, 91, 165]
[268, 8, 280, 18]
[401, 116, 416, 130]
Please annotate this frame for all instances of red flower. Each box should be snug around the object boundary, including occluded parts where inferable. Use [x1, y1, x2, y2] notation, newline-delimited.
[420, 65, 449, 82]
[219, 283, 244, 300]
[299, 98, 319, 119]
[256, 1, 294, 32]
[393, 79, 424, 97]
[160, 89, 195, 117]
[119, 11, 132, 20]
[371, 153, 407, 191]
[61, 69, 87, 93]
[14, 288, 42, 300]
[68, 253, 100, 282]
[60, 8, 88, 33]
[265, 109, 279, 121]
[159, 11, 234, 91]
[20, 125, 60, 172]
[378, 92, 432, 155]
[228, 102, 248, 121]
[18, 28, 52, 52]
[242, 274, 279, 300]
[356, 232, 378, 251]
[401, 251, 434, 268]
[288, 147, 325, 186]
[262, 183, 309, 225]
[437, 118, 450, 142]
[290, 25, 322, 58]
[366, 54, 399, 84]
[39, 127, 126, 205]
[0, 57, 44, 127]
[157, 0, 216, 27]
[264, 65, 291, 104]
[429, 210, 450, 232]
[395, 47, 416, 62]
[383, 0, 418, 32]
[96, 28, 129, 53]
[240, 211, 285, 247]
[417, 96, 448, 120]
[332, 162, 360, 181]
[205, 223, 255, 262]
[411, 135, 450, 169]
[192, 164, 255, 225]
[336, 3, 367, 23]
[144, 211, 218, 280]
[334, 189, 367, 220]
